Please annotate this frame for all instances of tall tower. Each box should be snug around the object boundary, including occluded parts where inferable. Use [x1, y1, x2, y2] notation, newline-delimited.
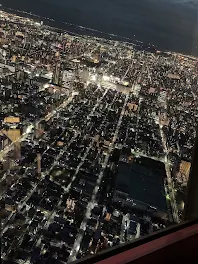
[52, 61, 63, 86]
[37, 153, 41, 177]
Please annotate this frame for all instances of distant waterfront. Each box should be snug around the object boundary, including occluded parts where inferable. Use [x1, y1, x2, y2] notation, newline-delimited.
[1, 0, 198, 56]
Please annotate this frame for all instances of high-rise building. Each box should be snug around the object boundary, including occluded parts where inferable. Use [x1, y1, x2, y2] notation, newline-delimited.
[37, 153, 41, 177]
[1, 117, 21, 170]
[35, 122, 45, 139]
[52, 61, 63, 86]
[184, 136, 198, 221]
[176, 160, 191, 185]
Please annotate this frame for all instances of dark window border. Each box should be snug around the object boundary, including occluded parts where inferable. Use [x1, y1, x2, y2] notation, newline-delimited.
[72, 219, 198, 264]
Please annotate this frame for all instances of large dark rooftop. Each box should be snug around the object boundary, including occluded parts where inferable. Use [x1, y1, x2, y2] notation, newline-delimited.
[114, 157, 167, 210]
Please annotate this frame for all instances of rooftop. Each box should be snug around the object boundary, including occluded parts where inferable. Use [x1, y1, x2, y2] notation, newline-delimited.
[114, 157, 167, 211]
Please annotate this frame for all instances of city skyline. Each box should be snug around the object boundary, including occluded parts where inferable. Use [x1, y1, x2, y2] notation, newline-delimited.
[0, 7, 197, 264]
[0, 0, 198, 55]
